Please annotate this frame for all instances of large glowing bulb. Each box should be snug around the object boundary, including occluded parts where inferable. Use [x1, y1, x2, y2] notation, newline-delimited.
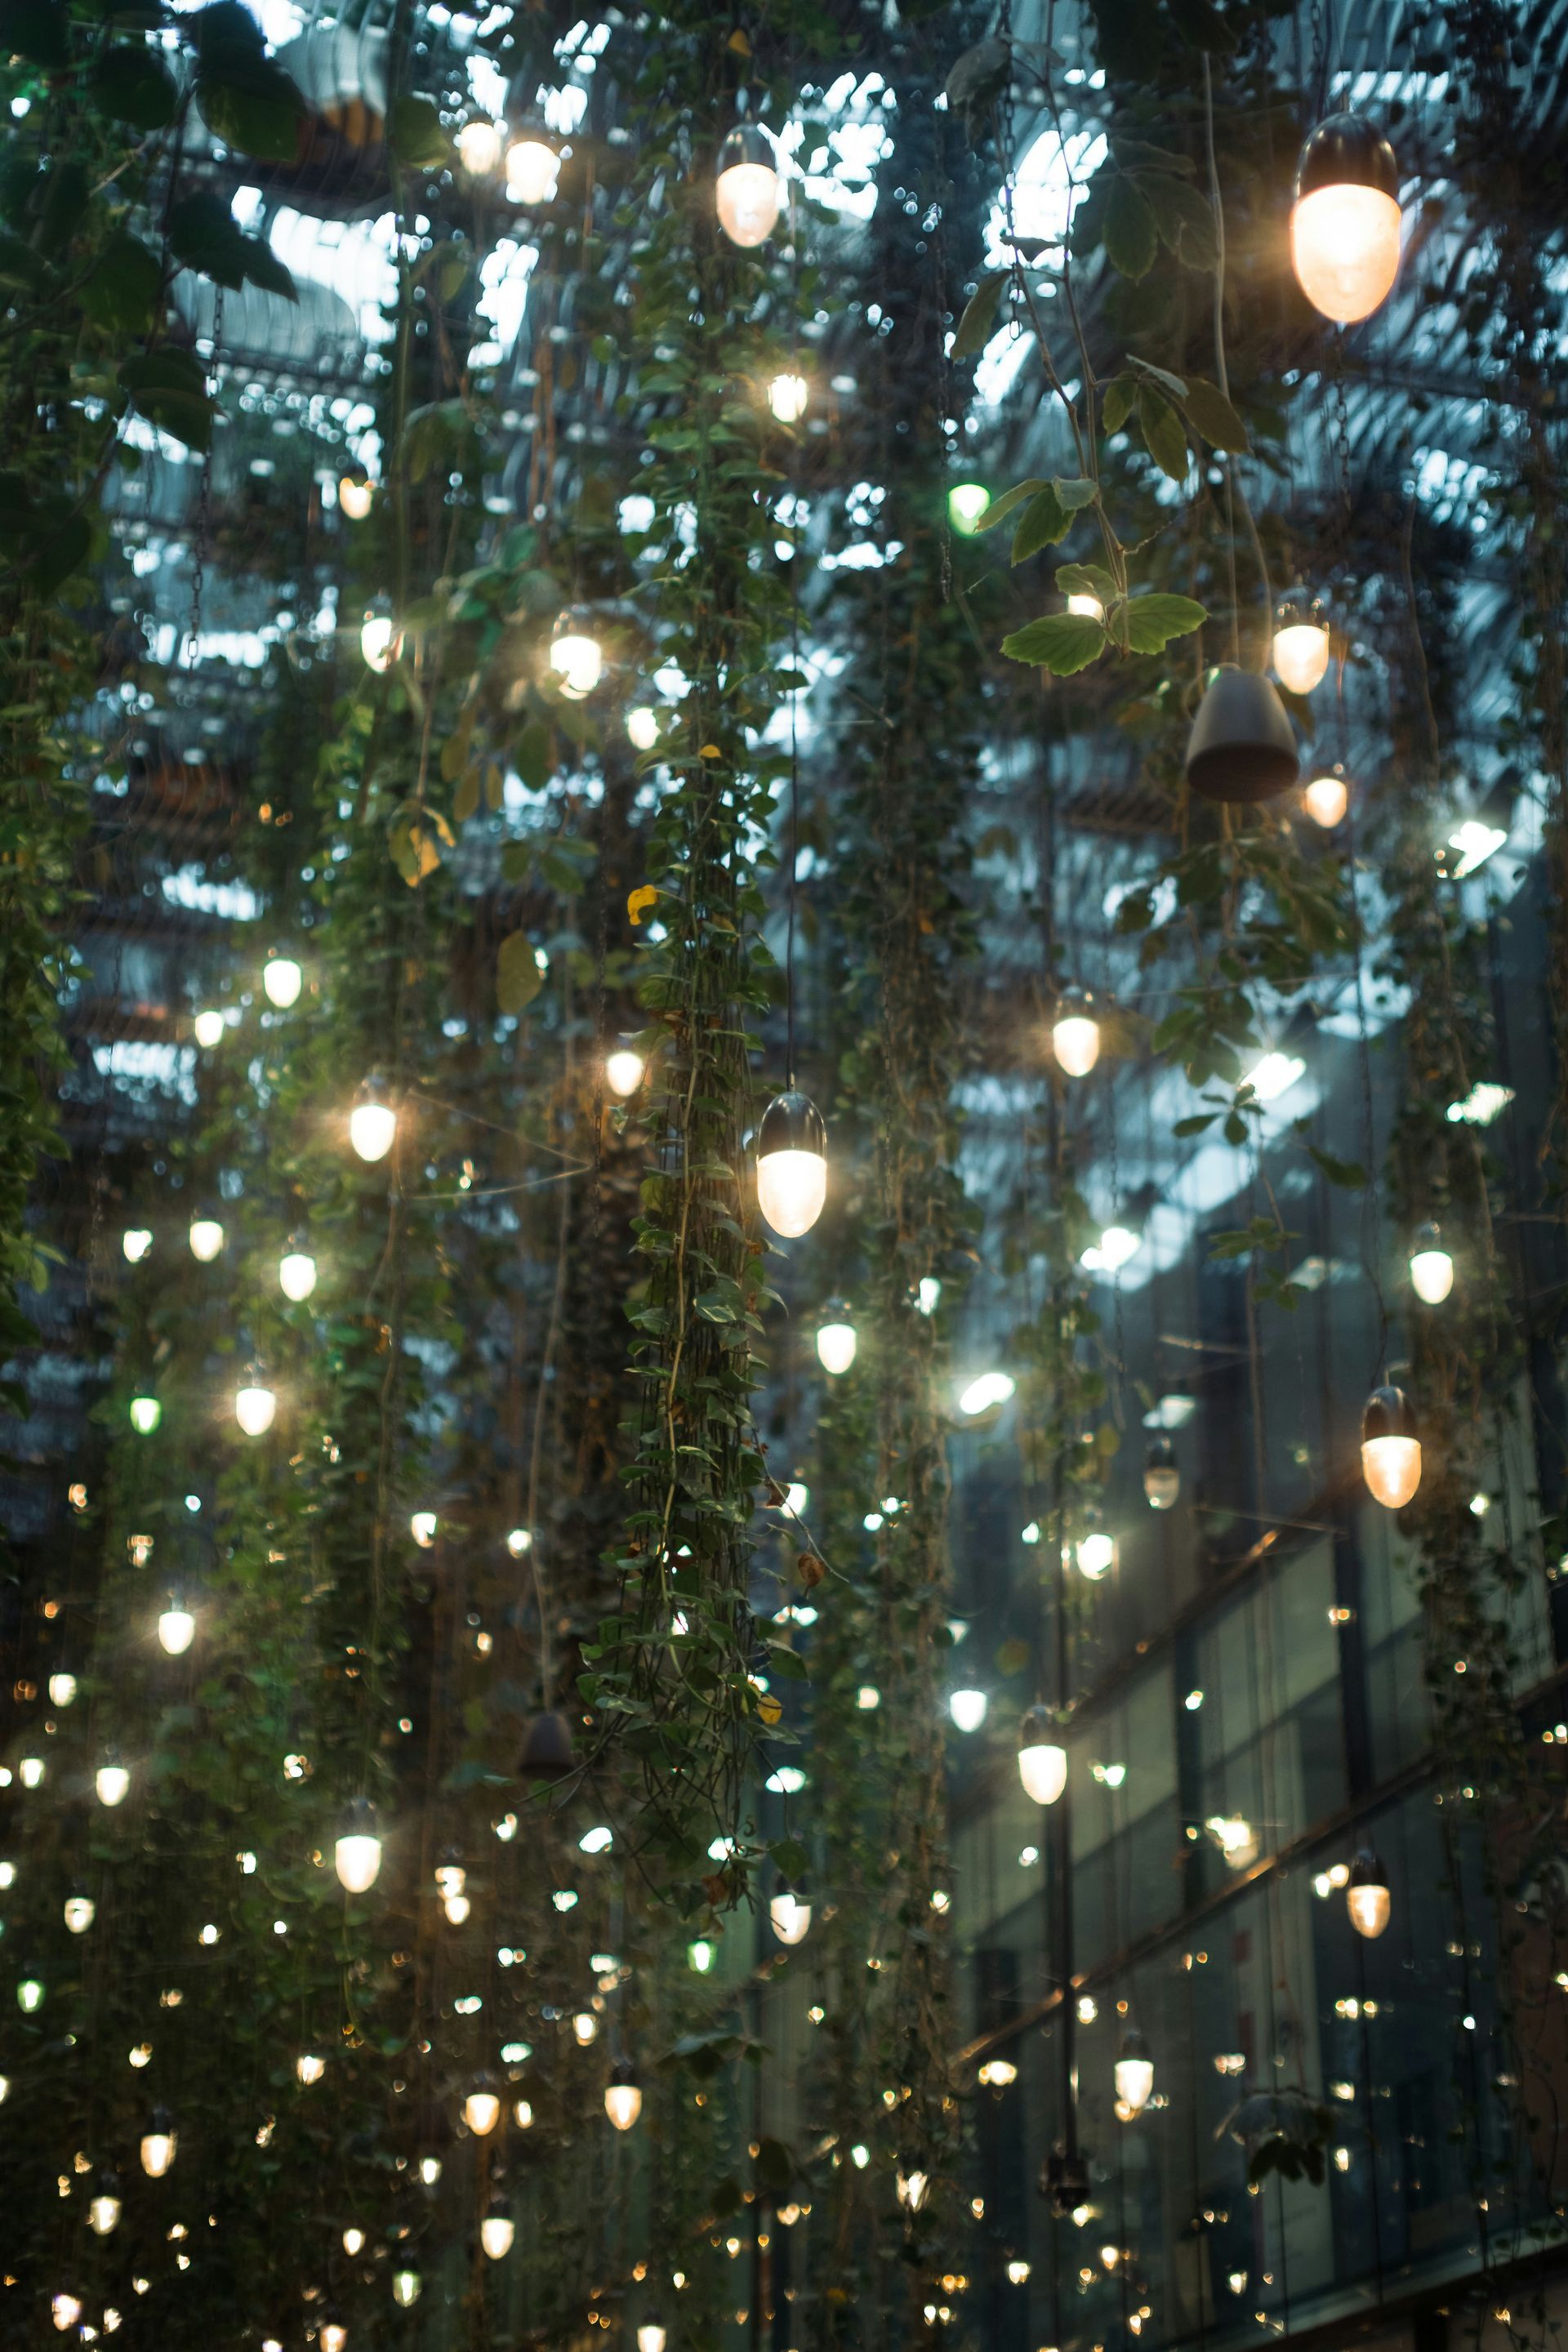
[122, 1227, 153, 1263]
[262, 956, 302, 1009]
[1272, 617, 1330, 695]
[481, 2207, 515, 2260]
[321, 2323, 349, 2352]
[193, 1009, 226, 1048]
[1077, 1530, 1116, 1579]
[626, 706, 659, 751]
[140, 2112, 176, 2177]
[770, 1889, 812, 1945]
[189, 1217, 224, 1262]
[392, 2270, 421, 2309]
[768, 372, 808, 423]
[279, 1250, 318, 1302]
[816, 1318, 857, 1375]
[341, 2227, 365, 2256]
[507, 135, 559, 204]
[604, 2065, 643, 2132]
[606, 1048, 644, 1098]
[360, 614, 399, 672]
[96, 1762, 130, 1807]
[52, 2294, 82, 2332]
[572, 2011, 599, 2046]
[48, 1672, 76, 1708]
[638, 2323, 668, 2352]
[64, 1891, 96, 1934]
[1115, 2030, 1154, 2114]
[1361, 1385, 1421, 1508]
[1290, 114, 1401, 323]
[350, 1081, 397, 1163]
[89, 2185, 122, 2235]
[129, 1393, 162, 1435]
[949, 1687, 987, 1733]
[1410, 1224, 1454, 1304]
[235, 1383, 276, 1437]
[1303, 768, 1349, 828]
[457, 118, 503, 176]
[410, 1511, 437, 1549]
[158, 1597, 195, 1655]
[550, 610, 603, 698]
[463, 2084, 501, 2135]
[1053, 998, 1102, 1077]
[715, 124, 781, 247]
[756, 1090, 826, 1237]
[19, 1755, 44, 1788]
[1347, 1849, 1391, 1938]
[338, 469, 373, 521]
[335, 1799, 382, 1892]
[1017, 1708, 1067, 1805]
[897, 2168, 929, 2212]
[296, 2053, 326, 2086]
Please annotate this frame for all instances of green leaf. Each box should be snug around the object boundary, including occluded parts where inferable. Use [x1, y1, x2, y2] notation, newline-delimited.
[1056, 561, 1118, 603]
[169, 192, 296, 301]
[497, 932, 542, 1015]
[189, 5, 302, 162]
[1101, 374, 1138, 434]
[766, 1644, 808, 1682]
[769, 1837, 807, 1880]
[943, 35, 1008, 124]
[1121, 592, 1207, 653]
[390, 93, 451, 167]
[1126, 353, 1190, 399]
[1143, 173, 1217, 270]
[1178, 374, 1250, 452]
[1110, 136, 1197, 176]
[1000, 613, 1107, 675]
[1303, 1142, 1366, 1188]
[119, 348, 217, 452]
[970, 477, 1046, 532]
[1172, 1112, 1217, 1137]
[951, 269, 1006, 360]
[1102, 174, 1157, 279]
[514, 717, 550, 791]
[1053, 475, 1098, 511]
[35, 158, 89, 259]
[1136, 385, 1189, 483]
[1011, 486, 1071, 563]
[87, 44, 180, 131]
[81, 234, 163, 334]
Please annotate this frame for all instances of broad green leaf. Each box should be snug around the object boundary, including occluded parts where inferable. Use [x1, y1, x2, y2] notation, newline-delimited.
[970, 477, 1045, 532]
[1056, 561, 1118, 602]
[1011, 485, 1072, 562]
[119, 347, 216, 452]
[944, 35, 1008, 123]
[514, 717, 550, 791]
[88, 45, 179, 130]
[1000, 612, 1107, 674]
[1102, 174, 1157, 279]
[1053, 474, 1097, 510]
[390, 93, 450, 167]
[497, 931, 542, 1015]
[1136, 385, 1189, 483]
[1110, 136, 1196, 176]
[1127, 352, 1190, 399]
[1101, 374, 1138, 434]
[1143, 173, 1217, 270]
[1121, 592, 1207, 653]
[170, 193, 298, 300]
[35, 158, 89, 259]
[1178, 374, 1250, 452]
[81, 234, 163, 334]
[952, 269, 1006, 359]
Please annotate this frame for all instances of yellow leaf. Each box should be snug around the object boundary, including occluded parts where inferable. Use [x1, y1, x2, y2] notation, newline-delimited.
[727, 25, 751, 51]
[756, 1691, 782, 1726]
[699, 743, 722, 759]
[626, 884, 657, 925]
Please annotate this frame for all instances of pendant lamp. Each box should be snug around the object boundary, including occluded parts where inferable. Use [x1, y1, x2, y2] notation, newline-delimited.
[1186, 666, 1299, 804]
[519, 1710, 574, 1780]
[1290, 114, 1401, 324]
[1361, 1384, 1421, 1508]
[756, 1090, 826, 1237]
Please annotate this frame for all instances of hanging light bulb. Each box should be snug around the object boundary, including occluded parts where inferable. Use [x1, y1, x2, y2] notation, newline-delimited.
[949, 1688, 987, 1734]
[128, 1394, 162, 1435]
[756, 1090, 826, 1237]
[1346, 1847, 1392, 1939]
[16, 1975, 44, 2011]
[48, 1671, 76, 1708]
[338, 465, 373, 521]
[481, 2201, 515, 2260]
[359, 612, 399, 672]
[1114, 2027, 1155, 2114]
[626, 706, 659, 751]
[948, 482, 991, 533]
[715, 122, 781, 247]
[158, 1592, 195, 1656]
[278, 1248, 318, 1302]
[96, 1757, 130, 1807]
[550, 608, 604, 699]
[604, 2059, 643, 2132]
[1017, 1705, 1067, 1806]
[457, 118, 504, 176]
[1361, 1384, 1421, 1508]
[410, 1511, 438, 1549]
[1076, 1530, 1116, 1579]
[506, 131, 559, 204]
[418, 2154, 443, 2187]
[816, 1313, 857, 1375]
[193, 1007, 226, 1048]
[768, 372, 808, 423]
[188, 1215, 225, 1262]
[434, 1852, 466, 1900]
[320, 2314, 349, 2352]
[1290, 113, 1401, 323]
[89, 2175, 122, 2235]
[51, 2294, 82, 2333]
[638, 2319, 668, 2352]
[334, 1797, 382, 1893]
[392, 2267, 422, 2308]
[1186, 665, 1298, 804]
[1271, 600, 1331, 695]
[896, 2167, 930, 2212]
[19, 1754, 44, 1788]
[63, 1886, 96, 1935]
[463, 2077, 501, 2135]
[235, 1381, 277, 1437]
[769, 1884, 813, 1944]
[1052, 989, 1102, 1077]
[518, 1709, 573, 1779]
[572, 2010, 599, 2046]
[262, 954, 303, 1010]
[1144, 1436, 1180, 1511]
[350, 1076, 398, 1163]
[605, 1047, 644, 1098]
[1303, 765, 1350, 829]
[140, 2108, 177, 2177]
[122, 1227, 153, 1263]
[296, 2053, 326, 2086]
[443, 1891, 470, 1925]
[1409, 1223, 1454, 1305]
[341, 2226, 365, 2257]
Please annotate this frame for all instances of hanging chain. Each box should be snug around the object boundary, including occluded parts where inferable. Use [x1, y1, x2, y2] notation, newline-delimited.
[185, 286, 223, 666]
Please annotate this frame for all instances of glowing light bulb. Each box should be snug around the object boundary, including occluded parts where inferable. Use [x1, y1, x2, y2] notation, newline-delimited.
[1290, 113, 1401, 323]
[715, 123, 780, 247]
[604, 2065, 643, 2131]
[1303, 768, 1349, 828]
[350, 1080, 397, 1162]
[188, 1217, 224, 1262]
[638, 2323, 668, 2352]
[979, 2060, 1018, 2087]
[410, 1511, 438, 1548]
[897, 2168, 929, 2211]
[463, 2085, 501, 2135]
[140, 2112, 176, 2177]
[52, 2294, 82, 2332]
[296, 2053, 325, 2085]
[688, 1938, 714, 1974]
[341, 2227, 365, 2256]
[606, 1048, 644, 1098]
[360, 614, 399, 672]
[279, 1250, 318, 1302]
[770, 1890, 812, 1945]
[457, 118, 503, 175]
[122, 1227, 153, 1263]
[1053, 994, 1102, 1077]
[419, 2155, 443, 2186]
[1361, 1385, 1421, 1508]
[572, 2011, 599, 2046]
[321, 2323, 348, 2352]
[17, 1976, 44, 2011]
[1347, 1849, 1391, 1938]
[1008, 2260, 1032, 2284]
[443, 1892, 470, 1925]
[89, 2185, 122, 2235]
[768, 372, 808, 423]
[950, 1688, 987, 1733]
[334, 1799, 382, 1892]
[1067, 590, 1105, 620]
[1410, 1225, 1454, 1304]
[550, 611, 603, 698]
[513, 2098, 534, 2127]
[816, 1319, 858, 1375]
[506, 135, 559, 204]
[129, 1394, 161, 1435]
[1145, 1436, 1180, 1510]
[48, 1672, 76, 1708]
[506, 1526, 532, 1557]
[392, 2268, 421, 2307]
[626, 706, 658, 750]
[338, 470, 373, 521]
[481, 2208, 515, 2259]
[158, 1597, 194, 1655]
[262, 956, 302, 1010]
[64, 1891, 95, 1934]
[1077, 1531, 1116, 1579]
[194, 1008, 225, 1048]
[1018, 1708, 1067, 1805]
[756, 1090, 826, 1237]
[1272, 615, 1331, 695]
[1115, 2030, 1154, 2113]
[235, 1383, 276, 1437]
[948, 482, 990, 533]
[19, 1755, 44, 1788]
[96, 1762, 130, 1807]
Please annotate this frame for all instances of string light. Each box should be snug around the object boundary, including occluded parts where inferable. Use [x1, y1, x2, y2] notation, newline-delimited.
[949, 1688, 987, 1733]
[350, 1076, 398, 1163]
[768, 372, 808, 423]
[122, 1227, 153, 1263]
[139, 2109, 176, 2177]
[51, 2295, 82, 2332]
[261, 954, 302, 1009]
[463, 2078, 501, 2134]
[89, 2176, 122, 2235]
[19, 1755, 44, 1788]
[1290, 113, 1401, 323]
[626, 706, 659, 750]
[48, 1672, 76, 1707]
[769, 1887, 812, 1945]
[158, 1592, 195, 1655]
[715, 122, 781, 247]
[319, 2314, 349, 2352]
[1303, 765, 1350, 828]
[572, 2011, 599, 2046]
[506, 131, 559, 204]
[1347, 1848, 1392, 1939]
[1052, 989, 1102, 1077]
[279, 1249, 318, 1302]
[188, 1216, 224, 1261]
[756, 1090, 827, 1236]
[63, 1887, 96, 1934]
[550, 608, 604, 698]
[1409, 1223, 1454, 1304]
[816, 1314, 857, 1374]
[410, 1511, 438, 1548]
[235, 1382, 277, 1437]
[193, 1008, 226, 1048]
[1076, 1531, 1116, 1579]
[896, 2168, 929, 2212]
[637, 2321, 668, 2352]
[1017, 1706, 1067, 1806]
[96, 1759, 131, 1807]
[16, 1976, 43, 2011]
[606, 1048, 644, 1098]
[341, 2227, 365, 2256]
[948, 482, 990, 532]
[334, 1798, 382, 1893]
[392, 2268, 422, 2308]
[296, 2053, 325, 2086]
[359, 613, 399, 672]
[1114, 2028, 1155, 2114]
[978, 2060, 1018, 2087]
[1361, 1384, 1422, 1508]
[481, 2202, 515, 2259]
[604, 2060, 643, 2131]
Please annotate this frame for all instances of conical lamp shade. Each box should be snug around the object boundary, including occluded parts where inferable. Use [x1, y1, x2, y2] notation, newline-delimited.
[519, 1710, 574, 1780]
[1186, 666, 1298, 804]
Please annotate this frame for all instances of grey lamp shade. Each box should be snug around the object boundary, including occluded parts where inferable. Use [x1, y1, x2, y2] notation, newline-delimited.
[1185, 666, 1299, 804]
